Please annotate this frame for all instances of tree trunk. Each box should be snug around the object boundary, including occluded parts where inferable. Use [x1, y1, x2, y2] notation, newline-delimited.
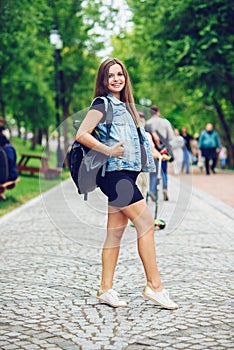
[44, 126, 50, 155]
[60, 68, 70, 168]
[14, 115, 21, 139]
[225, 70, 234, 111]
[0, 79, 6, 116]
[0, 99, 5, 117]
[37, 128, 43, 145]
[213, 98, 234, 167]
[62, 102, 70, 168]
[31, 127, 37, 150]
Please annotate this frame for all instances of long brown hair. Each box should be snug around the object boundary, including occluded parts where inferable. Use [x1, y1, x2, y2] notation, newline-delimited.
[94, 57, 140, 126]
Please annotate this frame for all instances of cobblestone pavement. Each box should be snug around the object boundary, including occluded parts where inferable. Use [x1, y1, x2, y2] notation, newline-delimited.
[0, 175, 233, 350]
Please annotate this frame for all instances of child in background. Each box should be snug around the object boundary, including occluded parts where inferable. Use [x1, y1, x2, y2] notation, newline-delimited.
[219, 145, 227, 170]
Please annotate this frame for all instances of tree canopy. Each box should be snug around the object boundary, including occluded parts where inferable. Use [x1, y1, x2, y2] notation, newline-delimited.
[112, 0, 234, 165]
[0, 0, 233, 165]
[0, 0, 113, 146]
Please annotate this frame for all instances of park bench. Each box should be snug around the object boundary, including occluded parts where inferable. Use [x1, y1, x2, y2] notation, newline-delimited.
[0, 178, 20, 200]
[17, 153, 62, 179]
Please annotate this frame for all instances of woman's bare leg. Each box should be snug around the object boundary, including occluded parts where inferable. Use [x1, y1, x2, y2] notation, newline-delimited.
[122, 199, 163, 292]
[100, 206, 128, 291]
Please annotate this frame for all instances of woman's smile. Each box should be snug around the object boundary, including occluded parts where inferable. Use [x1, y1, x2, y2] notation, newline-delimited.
[107, 64, 125, 98]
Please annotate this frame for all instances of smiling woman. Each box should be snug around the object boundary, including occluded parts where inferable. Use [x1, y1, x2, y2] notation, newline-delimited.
[74, 57, 179, 310]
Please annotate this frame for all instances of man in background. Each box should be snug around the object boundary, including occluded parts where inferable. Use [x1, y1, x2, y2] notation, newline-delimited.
[137, 110, 162, 198]
[146, 106, 174, 201]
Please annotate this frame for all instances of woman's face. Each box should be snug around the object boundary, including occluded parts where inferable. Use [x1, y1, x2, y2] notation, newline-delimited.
[107, 64, 125, 98]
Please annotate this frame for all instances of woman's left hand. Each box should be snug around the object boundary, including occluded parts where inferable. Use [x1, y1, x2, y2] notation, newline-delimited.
[110, 141, 125, 158]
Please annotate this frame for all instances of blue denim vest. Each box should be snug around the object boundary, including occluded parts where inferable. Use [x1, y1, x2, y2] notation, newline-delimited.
[93, 93, 156, 173]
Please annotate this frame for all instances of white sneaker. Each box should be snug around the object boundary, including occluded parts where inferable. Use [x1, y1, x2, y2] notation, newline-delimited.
[97, 289, 127, 308]
[142, 286, 179, 310]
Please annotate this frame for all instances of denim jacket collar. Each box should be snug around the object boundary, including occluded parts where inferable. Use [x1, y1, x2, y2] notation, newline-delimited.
[107, 93, 125, 106]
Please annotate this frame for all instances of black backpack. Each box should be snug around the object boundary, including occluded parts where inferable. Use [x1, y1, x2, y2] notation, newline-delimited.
[69, 99, 113, 200]
[0, 147, 9, 184]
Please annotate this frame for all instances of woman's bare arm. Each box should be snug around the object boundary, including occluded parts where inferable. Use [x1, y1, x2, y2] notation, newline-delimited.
[76, 109, 124, 158]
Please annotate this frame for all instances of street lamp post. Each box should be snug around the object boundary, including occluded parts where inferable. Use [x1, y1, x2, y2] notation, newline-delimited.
[49, 28, 63, 168]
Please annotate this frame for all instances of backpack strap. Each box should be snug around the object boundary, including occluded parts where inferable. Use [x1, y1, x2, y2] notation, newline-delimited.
[83, 97, 113, 199]
[101, 96, 113, 176]
[104, 96, 113, 142]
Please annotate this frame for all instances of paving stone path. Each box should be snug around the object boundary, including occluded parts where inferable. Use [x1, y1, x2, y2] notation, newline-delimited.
[0, 176, 233, 350]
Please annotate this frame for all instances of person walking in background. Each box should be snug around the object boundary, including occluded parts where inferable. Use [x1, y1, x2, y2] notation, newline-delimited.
[170, 128, 185, 175]
[198, 123, 221, 175]
[145, 106, 174, 201]
[76, 57, 178, 310]
[180, 126, 193, 174]
[191, 133, 204, 171]
[136, 111, 164, 199]
[190, 133, 199, 166]
[219, 145, 227, 170]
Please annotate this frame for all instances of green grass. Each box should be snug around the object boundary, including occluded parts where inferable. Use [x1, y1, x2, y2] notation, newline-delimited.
[0, 137, 70, 217]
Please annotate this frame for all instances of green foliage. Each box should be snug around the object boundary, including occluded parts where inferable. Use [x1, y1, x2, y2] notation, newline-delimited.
[121, 0, 234, 164]
[0, 0, 55, 133]
[0, 0, 118, 142]
[1, 0, 233, 165]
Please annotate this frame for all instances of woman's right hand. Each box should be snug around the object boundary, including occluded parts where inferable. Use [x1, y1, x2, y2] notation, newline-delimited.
[110, 141, 125, 158]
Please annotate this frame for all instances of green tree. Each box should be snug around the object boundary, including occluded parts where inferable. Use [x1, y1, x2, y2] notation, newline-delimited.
[126, 0, 234, 165]
[45, 0, 117, 157]
[0, 0, 119, 154]
[0, 0, 55, 145]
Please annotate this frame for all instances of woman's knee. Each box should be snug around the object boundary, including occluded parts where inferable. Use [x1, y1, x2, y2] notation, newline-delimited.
[104, 226, 126, 248]
[133, 210, 155, 237]
[107, 209, 128, 239]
